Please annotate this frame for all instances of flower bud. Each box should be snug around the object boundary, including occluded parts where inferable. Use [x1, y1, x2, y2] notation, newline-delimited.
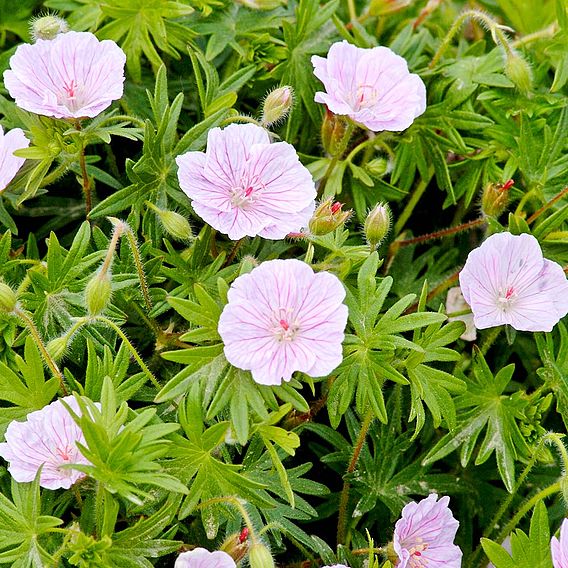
[364, 202, 391, 250]
[220, 530, 249, 564]
[46, 335, 68, 362]
[236, 0, 284, 8]
[248, 543, 275, 568]
[158, 210, 193, 242]
[262, 86, 293, 126]
[369, 0, 412, 15]
[366, 157, 390, 178]
[0, 282, 17, 312]
[309, 198, 352, 236]
[504, 52, 533, 93]
[84, 272, 112, 316]
[321, 109, 351, 157]
[481, 179, 513, 218]
[30, 14, 69, 42]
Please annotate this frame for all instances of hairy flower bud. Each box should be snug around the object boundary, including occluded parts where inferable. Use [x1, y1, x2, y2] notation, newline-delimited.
[504, 52, 533, 93]
[85, 272, 112, 316]
[366, 157, 390, 178]
[321, 109, 351, 157]
[309, 198, 351, 236]
[369, 0, 412, 15]
[220, 530, 249, 563]
[262, 86, 293, 126]
[248, 543, 275, 568]
[236, 0, 285, 8]
[46, 335, 68, 362]
[364, 202, 391, 249]
[30, 14, 69, 42]
[481, 179, 513, 218]
[0, 282, 17, 312]
[159, 210, 193, 242]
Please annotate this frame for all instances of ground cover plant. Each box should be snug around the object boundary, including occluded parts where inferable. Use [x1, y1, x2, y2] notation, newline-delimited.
[0, 0, 566, 566]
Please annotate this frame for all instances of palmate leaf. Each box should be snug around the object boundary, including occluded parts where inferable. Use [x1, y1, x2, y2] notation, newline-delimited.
[481, 502, 552, 568]
[423, 348, 530, 492]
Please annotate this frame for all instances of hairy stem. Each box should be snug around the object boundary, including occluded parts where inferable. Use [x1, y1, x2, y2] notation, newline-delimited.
[527, 186, 568, 224]
[394, 217, 486, 248]
[337, 408, 374, 545]
[123, 228, 153, 311]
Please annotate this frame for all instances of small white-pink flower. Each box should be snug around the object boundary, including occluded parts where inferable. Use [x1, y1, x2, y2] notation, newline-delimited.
[174, 548, 236, 568]
[552, 519, 568, 568]
[218, 259, 348, 386]
[0, 396, 92, 490]
[312, 41, 426, 132]
[459, 232, 568, 332]
[0, 125, 29, 191]
[176, 124, 316, 240]
[4, 31, 126, 119]
[393, 493, 462, 567]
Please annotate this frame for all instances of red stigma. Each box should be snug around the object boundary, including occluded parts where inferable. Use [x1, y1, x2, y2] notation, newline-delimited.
[279, 319, 289, 331]
[331, 202, 342, 214]
[244, 186, 254, 197]
[414, 551, 421, 556]
[501, 179, 515, 191]
[239, 527, 249, 543]
[505, 286, 515, 299]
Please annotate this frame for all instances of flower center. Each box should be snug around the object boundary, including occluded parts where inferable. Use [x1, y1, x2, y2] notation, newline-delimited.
[407, 539, 429, 568]
[354, 83, 380, 110]
[230, 177, 265, 208]
[272, 309, 300, 341]
[58, 79, 85, 112]
[56, 445, 74, 461]
[497, 286, 517, 311]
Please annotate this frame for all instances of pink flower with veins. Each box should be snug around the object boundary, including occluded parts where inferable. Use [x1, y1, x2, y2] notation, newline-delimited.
[393, 494, 462, 568]
[311, 41, 426, 132]
[218, 259, 348, 386]
[459, 232, 568, 332]
[176, 124, 316, 240]
[0, 125, 29, 191]
[4, 31, 126, 119]
[0, 396, 93, 490]
[551, 519, 568, 568]
[174, 548, 236, 568]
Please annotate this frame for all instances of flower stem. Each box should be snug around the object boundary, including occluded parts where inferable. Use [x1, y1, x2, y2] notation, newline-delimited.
[337, 408, 374, 545]
[91, 315, 160, 389]
[123, 227, 153, 311]
[394, 217, 486, 248]
[393, 167, 434, 236]
[14, 308, 67, 395]
[224, 238, 244, 267]
[527, 186, 568, 224]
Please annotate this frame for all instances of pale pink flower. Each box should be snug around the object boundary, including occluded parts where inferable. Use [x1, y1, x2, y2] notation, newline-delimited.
[0, 396, 92, 490]
[4, 31, 126, 119]
[218, 259, 348, 386]
[552, 519, 568, 568]
[393, 493, 462, 568]
[0, 126, 29, 191]
[176, 124, 316, 240]
[312, 41, 426, 132]
[459, 232, 568, 332]
[174, 548, 236, 568]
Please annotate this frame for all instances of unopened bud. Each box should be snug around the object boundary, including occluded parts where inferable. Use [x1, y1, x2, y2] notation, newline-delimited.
[85, 272, 112, 316]
[481, 179, 513, 218]
[0, 282, 17, 312]
[369, 0, 412, 15]
[309, 198, 351, 236]
[30, 14, 69, 42]
[504, 52, 533, 93]
[220, 531, 249, 564]
[262, 86, 293, 126]
[366, 157, 390, 178]
[321, 109, 351, 157]
[364, 202, 391, 249]
[248, 543, 275, 568]
[46, 335, 68, 361]
[236, 0, 284, 8]
[158, 210, 193, 242]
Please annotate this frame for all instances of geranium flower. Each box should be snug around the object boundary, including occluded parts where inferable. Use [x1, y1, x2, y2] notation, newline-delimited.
[4, 31, 126, 119]
[552, 519, 568, 568]
[218, 259, 348, 385]
[0, 396, 92, 489]
[446, 287, 476, 341]
[459, 232, 568, 332]
[174, 548, 236, 568]
[0, 126, 29, 191]
[393, 494, 462, 568]
[311, 41, 426, 132]
[176, 124, 316, 240]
